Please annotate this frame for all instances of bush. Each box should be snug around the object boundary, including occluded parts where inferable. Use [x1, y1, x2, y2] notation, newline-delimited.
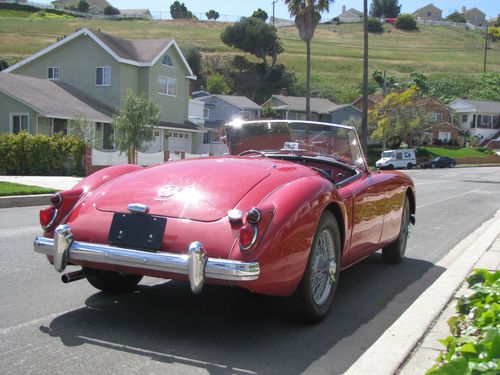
[368, 17, 383, 33]
[395, 14, 417, 31]
[0, 132, 86, 175]
[0, 2, 77, 17]
[104, 6, 120, 16]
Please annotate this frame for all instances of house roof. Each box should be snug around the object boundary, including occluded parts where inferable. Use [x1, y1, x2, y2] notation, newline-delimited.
[337, 8, 362, 18]
[425, 122, 463, 133]
[413, 3, 442, 14]
[464, 8, 485, 17]
[0, 73, 114, 122]
[214, 95, 262, 111]
[53, 0, 111, 12]
[450, 99, 500, 113]
[353, 95, 383, 105]
[268, 95, 336, 114]
[158, 120, 202, 132]
[4, 28, 195, 78]
[328, 104, 361, 113]
[118, 9, 152, 19]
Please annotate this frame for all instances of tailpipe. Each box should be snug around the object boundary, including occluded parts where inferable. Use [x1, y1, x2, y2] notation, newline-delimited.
[61, 269, 85, 284]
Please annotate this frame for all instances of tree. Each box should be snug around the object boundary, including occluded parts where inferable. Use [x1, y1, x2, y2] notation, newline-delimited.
[206, 9, 219, 20]
[446, 12, 466, 23]
[68, 116, 97, 147]
[395, 14, 417, 30]
[77, 0, 89, 13]
[170, 1, 193, 19]
[183, 45, 204, 90]
[104, 6, 120, 16]
[369, 0, 401, 18]
[261, 103, 280, 119]
[251, 8, 268, 22]
[285, 0, 334, 120]
[370, 87, 426, 148]
[221, 17, 283, 79]
[207, 74, 233, 94]
[112, 90, 160, 164]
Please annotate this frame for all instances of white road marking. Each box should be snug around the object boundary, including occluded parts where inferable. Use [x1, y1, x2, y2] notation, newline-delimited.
[417, 189, 481, 209]
[414, 181, 444, 186]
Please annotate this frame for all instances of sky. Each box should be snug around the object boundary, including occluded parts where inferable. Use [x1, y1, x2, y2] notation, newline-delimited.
[35, 1, 499, 20]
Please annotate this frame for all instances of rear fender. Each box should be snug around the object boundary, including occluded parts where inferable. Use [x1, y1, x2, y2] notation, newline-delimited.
[237, 176, 344, 296]
[74, 164, 144, 194]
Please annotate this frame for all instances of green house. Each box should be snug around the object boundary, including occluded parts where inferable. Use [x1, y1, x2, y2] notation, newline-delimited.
[1, 27, 199, 153]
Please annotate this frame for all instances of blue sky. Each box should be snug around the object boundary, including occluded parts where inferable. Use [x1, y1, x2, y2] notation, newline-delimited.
[35, 1, 499, 20]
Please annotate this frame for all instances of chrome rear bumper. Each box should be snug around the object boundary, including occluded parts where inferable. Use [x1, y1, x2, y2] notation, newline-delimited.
[34, 225, 260, 294]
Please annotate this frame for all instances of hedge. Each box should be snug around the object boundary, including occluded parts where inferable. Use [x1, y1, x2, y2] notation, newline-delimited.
[0, 2, 80, 17]
[0, 132, 86, 176]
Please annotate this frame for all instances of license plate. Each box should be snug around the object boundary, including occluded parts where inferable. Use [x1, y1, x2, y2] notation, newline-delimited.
[108, 213, 166, 251]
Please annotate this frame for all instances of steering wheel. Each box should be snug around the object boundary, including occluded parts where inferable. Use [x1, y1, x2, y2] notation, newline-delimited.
[238, 150, 268, 157]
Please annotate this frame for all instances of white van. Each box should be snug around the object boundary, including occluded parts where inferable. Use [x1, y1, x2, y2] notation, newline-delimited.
[376, 149, 416, 169]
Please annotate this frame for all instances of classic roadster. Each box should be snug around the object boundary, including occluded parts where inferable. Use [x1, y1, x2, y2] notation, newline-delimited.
[34, 120, 415, 322]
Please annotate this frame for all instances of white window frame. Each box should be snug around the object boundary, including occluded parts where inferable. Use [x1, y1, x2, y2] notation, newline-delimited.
[96, 66, 111, 87]
[48, 67, 60, 80]
[429, 112, 443, 122]
[10, 113, 29, 134]
[158, 76, 177, 97]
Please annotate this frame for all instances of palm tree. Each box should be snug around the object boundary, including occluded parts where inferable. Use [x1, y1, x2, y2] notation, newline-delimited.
[285, 0, 334, 120]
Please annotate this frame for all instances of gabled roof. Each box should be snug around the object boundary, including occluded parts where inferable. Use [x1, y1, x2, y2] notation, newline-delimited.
[450, 99, 500, 113]
[425, 122, 463, 133]
[464, 8, 486, 17]
[4, 28, 195, 79]
[267, 95, 336, 114]
[353, 95, 383, 105]
[413, 3, 442, 14]
[196, 95, 261, 111]
[0, 73, 113, 122]
[337, 8, 362, 18]
[328, 104, 361, 113]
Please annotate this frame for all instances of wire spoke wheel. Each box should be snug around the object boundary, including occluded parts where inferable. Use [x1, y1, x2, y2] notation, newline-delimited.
[310, 229, 336, 306]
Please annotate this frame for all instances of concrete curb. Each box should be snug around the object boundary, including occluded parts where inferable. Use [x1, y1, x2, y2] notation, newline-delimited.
[344, 210, 500, 375]
[0, 194, 50, 209]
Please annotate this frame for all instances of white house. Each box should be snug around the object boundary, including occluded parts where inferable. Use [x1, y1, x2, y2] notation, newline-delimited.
[449, 99, 500, 143]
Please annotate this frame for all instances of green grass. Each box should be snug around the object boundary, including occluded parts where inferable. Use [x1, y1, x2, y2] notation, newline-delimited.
[0, 16, 498, 100]
[0, 181, 57, 196]
[419, 146, 488, 158]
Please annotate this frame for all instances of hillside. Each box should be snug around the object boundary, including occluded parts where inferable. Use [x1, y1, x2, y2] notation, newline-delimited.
[1, 13, 499, 102]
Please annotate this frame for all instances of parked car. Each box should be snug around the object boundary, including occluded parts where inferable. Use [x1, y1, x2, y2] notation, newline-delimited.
[376, 149, 417, 170]
[385, 17, 396, 23]
[420, 156, 457, 169]
[34, 120, 416, 323]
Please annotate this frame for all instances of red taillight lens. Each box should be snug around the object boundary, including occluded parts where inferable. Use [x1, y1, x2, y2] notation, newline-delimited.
[40, 207, 58, 230]
[246, 208, 261, 224]
[239, 224, 257, 251]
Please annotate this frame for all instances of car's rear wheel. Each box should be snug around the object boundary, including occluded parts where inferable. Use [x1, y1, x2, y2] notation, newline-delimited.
[407, 163, 413, 169]
[382, 196, 410, 264]
[450, 163, 456, 168]
[286, 212, 341, 323]
[431, 163, 436, 169]
[83, 268, 143, 293]
[388, 164, 394, 170]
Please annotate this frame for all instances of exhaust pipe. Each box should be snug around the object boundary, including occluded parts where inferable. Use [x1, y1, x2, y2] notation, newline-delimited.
[61, 270, 85, 283]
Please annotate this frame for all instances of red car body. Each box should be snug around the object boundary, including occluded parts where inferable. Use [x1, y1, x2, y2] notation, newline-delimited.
[34, 120, 415, 321]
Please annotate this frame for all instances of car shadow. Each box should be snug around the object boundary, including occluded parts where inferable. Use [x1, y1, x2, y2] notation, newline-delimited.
[39, 254, 443, 375]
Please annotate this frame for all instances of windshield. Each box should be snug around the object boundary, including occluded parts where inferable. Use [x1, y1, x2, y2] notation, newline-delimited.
[382, 151, 394, 158]
[225, 120, 367, 171]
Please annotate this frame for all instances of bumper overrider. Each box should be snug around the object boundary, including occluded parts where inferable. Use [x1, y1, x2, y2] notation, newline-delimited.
[33, 224, 260, 294]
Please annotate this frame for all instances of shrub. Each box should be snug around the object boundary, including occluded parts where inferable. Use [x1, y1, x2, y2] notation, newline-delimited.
[368, 17, 383, 33]
[395, 14, 417, 31]
[0, 132, 86, 176]
[103, 6, 120, 16]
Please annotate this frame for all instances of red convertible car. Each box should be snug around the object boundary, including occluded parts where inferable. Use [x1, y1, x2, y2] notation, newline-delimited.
[34, 120, 415, 322]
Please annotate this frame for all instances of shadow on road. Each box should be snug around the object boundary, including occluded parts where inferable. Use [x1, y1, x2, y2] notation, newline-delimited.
[39, 254, 443, 375]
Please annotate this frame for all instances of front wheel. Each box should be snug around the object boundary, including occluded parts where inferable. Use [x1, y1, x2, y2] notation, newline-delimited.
[84, 268, 143, 293]
[407, 163, 413, 169]
[285, 212, 341, 323]
[382, 196, 410, 264]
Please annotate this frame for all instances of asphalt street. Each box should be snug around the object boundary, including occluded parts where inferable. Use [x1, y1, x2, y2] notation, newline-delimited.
[1, 167, 499, 375]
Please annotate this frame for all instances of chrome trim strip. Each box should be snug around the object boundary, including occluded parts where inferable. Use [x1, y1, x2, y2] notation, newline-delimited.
[127, 203, 150, 214]
[33, 234, 260, 283]
[42, 208, 59, 231]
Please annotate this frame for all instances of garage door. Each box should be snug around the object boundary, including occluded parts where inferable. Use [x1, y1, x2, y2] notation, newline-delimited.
[168, 131, 192, 153]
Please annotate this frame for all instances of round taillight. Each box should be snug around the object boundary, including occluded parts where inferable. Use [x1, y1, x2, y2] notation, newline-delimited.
[50, 192, 62, 207]
[239, 224, 257, 251]
[40, 207, 58, 230]
[246, 208, 261, 224]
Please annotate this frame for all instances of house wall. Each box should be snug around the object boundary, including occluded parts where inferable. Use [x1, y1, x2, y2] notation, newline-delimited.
[465, 9, 486, 27]
[424, 102, 451, 124]
[13, 34, 123, 109]
[199, 96, 256, 122]
[413, 5, 442, 20]
[147, 46, 189, 124]
[429, 123, 461, 142]
[0, 92, 37, 134]
[352, 98, 377, 112]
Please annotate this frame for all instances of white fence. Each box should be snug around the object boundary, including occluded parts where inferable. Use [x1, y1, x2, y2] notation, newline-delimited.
[416, 18, 475, 29]
[91, 149, 210, 166]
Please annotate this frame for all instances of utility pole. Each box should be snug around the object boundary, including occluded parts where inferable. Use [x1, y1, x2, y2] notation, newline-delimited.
[483, 21, 489, 73]
[361, 0, 369, 157]
[271, 0, 278, 27]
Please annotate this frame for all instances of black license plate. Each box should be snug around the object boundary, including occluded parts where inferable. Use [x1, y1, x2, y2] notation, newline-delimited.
[108, 213, 167, 251]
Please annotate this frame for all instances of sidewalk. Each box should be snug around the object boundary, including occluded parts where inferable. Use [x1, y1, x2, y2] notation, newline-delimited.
[345, 210, 500, 375]
[399, 234, 500, 374]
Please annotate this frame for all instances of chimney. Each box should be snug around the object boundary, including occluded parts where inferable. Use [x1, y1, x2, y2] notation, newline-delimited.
[280, 88, 288, 96]
[342, 5, 346, 14]
[461, 6, 466, 14]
